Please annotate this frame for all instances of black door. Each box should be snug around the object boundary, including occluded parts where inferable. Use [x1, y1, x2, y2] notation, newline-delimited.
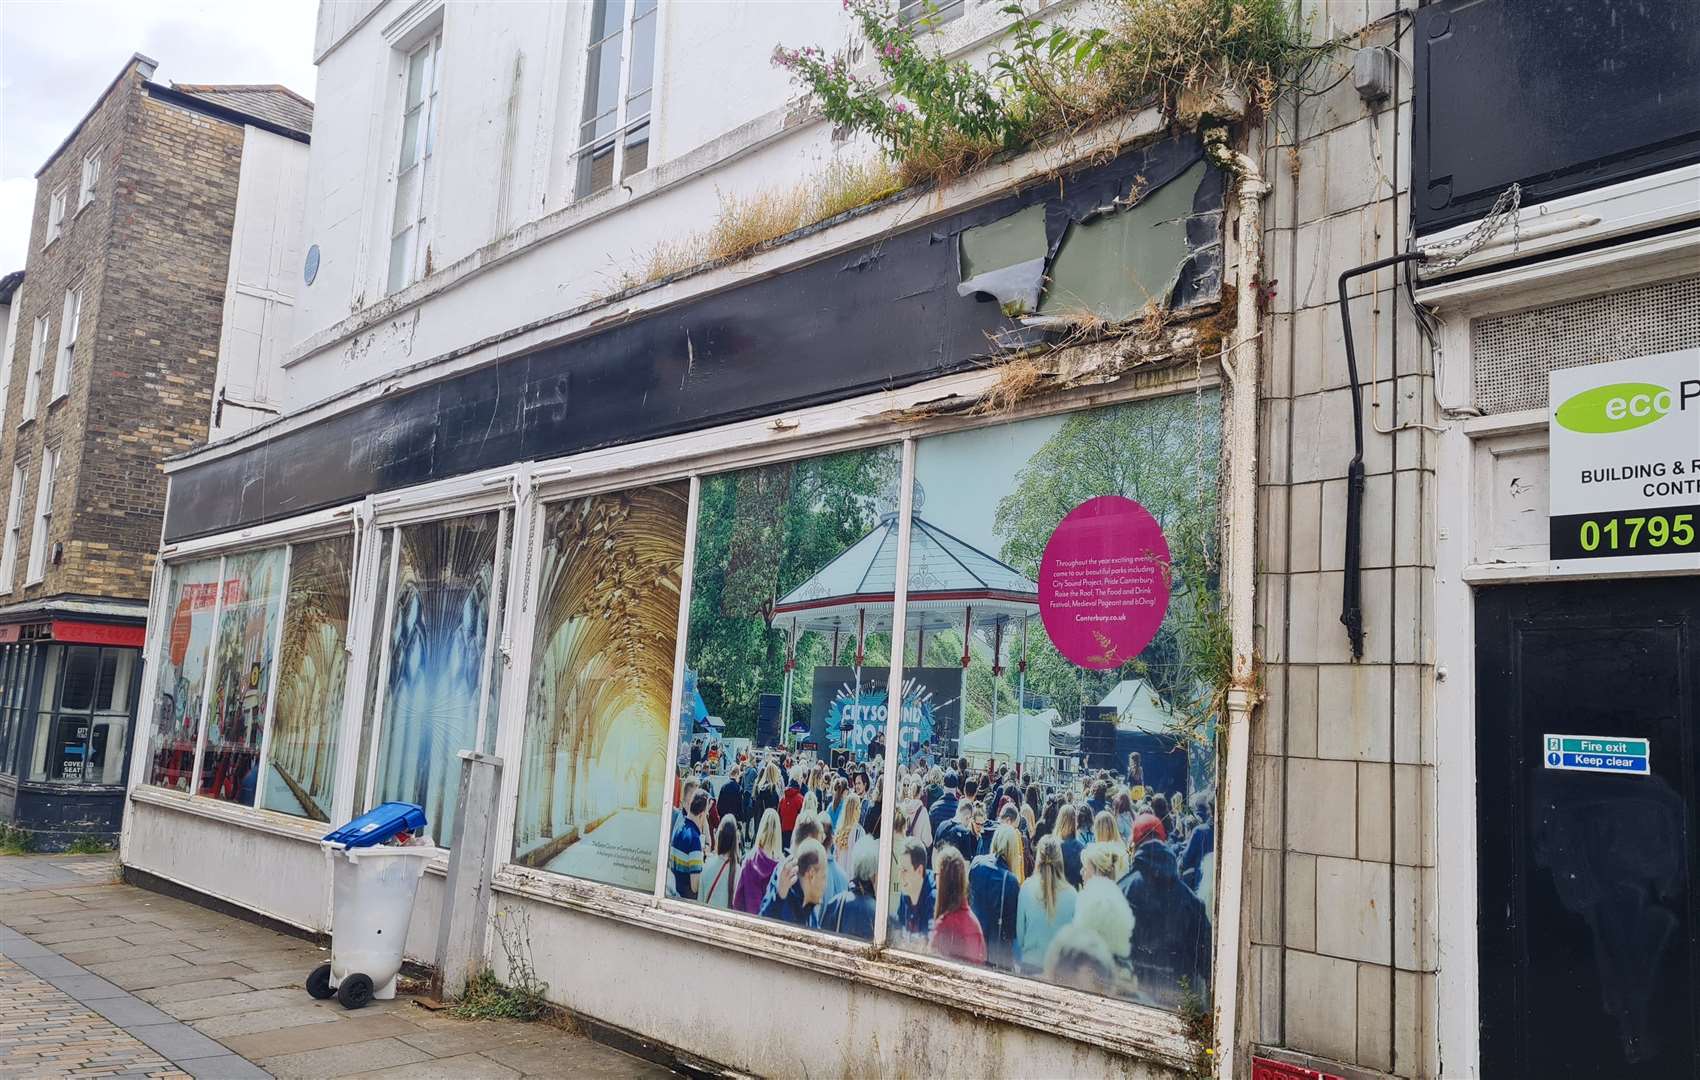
[1478, 578, 1700, 1078]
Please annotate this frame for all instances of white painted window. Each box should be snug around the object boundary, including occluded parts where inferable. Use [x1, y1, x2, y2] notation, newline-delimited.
[387, 32, 444, 295]
[0, 465, 23, 591]
[54, 287, 80, 400]
[574, 0, 657, 199]
[78, 149, 102, 210]
[898, 0, 963, 30]
[0, 292, 20, 428]
[46, 187, 67, 245]
[25, 446, 56, 585]
[22, 315, 47, 422]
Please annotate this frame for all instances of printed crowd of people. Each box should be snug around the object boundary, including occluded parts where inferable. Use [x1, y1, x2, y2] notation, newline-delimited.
[668, 742, 1215, 1009]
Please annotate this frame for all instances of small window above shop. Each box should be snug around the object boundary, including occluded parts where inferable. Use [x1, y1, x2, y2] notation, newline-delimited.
[897, 0, 963, 32]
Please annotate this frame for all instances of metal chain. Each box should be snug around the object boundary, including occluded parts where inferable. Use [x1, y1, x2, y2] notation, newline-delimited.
[1418, 182, 1522, 270]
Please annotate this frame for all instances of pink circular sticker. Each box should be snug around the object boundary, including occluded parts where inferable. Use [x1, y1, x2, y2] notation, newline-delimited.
[1038, 495, 1171, 670]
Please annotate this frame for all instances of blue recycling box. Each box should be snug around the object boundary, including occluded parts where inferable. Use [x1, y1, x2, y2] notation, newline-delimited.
[321, 802, 428, 849]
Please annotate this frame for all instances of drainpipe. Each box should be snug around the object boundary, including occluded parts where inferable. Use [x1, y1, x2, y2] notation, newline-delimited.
[1210, 130, 1266, 1080]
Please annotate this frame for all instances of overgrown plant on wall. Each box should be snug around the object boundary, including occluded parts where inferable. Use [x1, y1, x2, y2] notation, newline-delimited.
[774, 0, 1322, 186]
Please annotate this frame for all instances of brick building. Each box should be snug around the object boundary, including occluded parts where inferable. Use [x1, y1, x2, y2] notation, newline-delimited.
[0, 54, 312, 849]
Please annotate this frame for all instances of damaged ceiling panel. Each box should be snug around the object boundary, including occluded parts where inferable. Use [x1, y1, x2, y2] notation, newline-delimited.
[955, 153, 1220, 323]
[956, 203, 1050, 312]
[1038, 159, 1210, 319]
[165, 132, 1225, 542]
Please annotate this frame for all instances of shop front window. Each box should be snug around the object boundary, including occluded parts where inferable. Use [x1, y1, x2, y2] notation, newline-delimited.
[886, 395, 1222, 1012]
[27, 644, 139, 785]
[513, 482, 688, 890]
[262, 536, 355, 821]
[677, 445, 900, 937]
[144, 537, 358, 811]
[146, 557, 223, 792]
[199, 548, 288, 805]
[366, 511, 504, 845]
[0, 644, 27, 776]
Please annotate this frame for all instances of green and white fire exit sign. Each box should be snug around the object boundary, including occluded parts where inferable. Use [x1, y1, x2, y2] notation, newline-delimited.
[1542, 734, 1650, 775]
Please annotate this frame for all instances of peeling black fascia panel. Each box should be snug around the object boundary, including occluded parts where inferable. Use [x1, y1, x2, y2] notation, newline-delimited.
[164, 133, 1224, 542]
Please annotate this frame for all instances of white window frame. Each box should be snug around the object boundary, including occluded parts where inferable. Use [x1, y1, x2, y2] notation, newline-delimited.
[573, 0, 659, 200]
[54, 287, 81, 401]
[26, 445, 57, 585]
[78, 149, 102, 211]
[125, 366, 1231, 1067]
[0, 290, 20, 428]
[22, 315, 47, 423]
[387, 31, 444, 295]
[356, 490, 512, 845]
[45, 186, 67, 246]
[898, 0, 965, 31]
[130, 510, 362, 820]
[483, 370, 1221, 1060]
[0, 464, 24, 591]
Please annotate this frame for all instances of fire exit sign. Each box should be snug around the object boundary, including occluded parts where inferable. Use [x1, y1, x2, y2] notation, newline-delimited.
[1542, 733, 1650, 775]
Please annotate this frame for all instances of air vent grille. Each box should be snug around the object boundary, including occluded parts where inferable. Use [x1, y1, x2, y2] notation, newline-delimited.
[1470, 276, 1700, 414]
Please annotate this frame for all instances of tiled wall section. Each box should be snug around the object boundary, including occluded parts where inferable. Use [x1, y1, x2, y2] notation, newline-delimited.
[1249, 1, 1438, 1076]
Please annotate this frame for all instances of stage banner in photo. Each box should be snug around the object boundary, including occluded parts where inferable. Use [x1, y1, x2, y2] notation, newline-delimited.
[809, 666, 962, 758]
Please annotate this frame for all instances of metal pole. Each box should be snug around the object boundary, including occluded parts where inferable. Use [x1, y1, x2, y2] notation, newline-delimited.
[1016, 616, 1026, 773]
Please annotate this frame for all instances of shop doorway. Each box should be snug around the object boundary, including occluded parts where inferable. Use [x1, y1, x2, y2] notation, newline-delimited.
[1476, 578, 1700, 1078]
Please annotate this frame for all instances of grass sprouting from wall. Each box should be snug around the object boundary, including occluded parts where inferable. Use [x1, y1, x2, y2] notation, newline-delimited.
[608, 157, 905, 294]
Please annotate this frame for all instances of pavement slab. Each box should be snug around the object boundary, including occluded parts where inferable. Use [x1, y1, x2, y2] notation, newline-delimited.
[0, 955, 191, 1080]
[257, 1036, 433, 1079]
[0, 854, 678, 1080]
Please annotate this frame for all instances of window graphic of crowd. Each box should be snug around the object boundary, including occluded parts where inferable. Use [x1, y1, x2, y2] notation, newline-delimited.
[667, 743, 1214, 1009]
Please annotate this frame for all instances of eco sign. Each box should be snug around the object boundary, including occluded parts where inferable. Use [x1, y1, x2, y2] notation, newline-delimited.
[1542, 734, 1650, 776]
[1548, 350, 1700, 567]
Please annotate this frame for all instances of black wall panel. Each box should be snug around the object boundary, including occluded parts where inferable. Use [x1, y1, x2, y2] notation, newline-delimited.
[1415, 0, 1700, 233]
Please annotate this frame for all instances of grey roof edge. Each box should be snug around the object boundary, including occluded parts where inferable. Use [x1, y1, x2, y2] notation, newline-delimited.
[0, 271, 23, 305]
[142, 81, 312, 145]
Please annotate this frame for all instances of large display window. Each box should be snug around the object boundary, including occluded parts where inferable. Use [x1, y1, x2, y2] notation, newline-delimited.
[263, 535, 355, 821]
[132, 384, 1228, 1029]
[886, 396, 1222, 1010]
[200, 548, 287, 805]
[512, 482, 689, 890]
[141, 534, 359, 816]
[145, 556, 223, 791]
[365, 511, 506, 845]
[678, 445, 901, 937]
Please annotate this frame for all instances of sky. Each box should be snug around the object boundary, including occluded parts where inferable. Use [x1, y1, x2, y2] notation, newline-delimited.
[0, 0, 320, 272]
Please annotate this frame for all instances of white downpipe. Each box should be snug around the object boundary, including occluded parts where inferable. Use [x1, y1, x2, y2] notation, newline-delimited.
[1212, 136, 1266, 1080]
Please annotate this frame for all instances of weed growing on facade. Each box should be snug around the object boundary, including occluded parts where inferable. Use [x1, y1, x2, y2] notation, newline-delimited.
[451, 908, 553, 1022]
[0, 822, 35, 855]
[775, 0, 1323, 187]
[1178, 976, 1217, 1077]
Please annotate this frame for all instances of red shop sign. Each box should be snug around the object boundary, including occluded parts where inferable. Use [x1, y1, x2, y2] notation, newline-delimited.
[53, 620, 146, 647]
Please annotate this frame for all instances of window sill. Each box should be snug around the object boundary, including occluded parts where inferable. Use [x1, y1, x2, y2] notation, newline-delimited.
[42, 234, 60, 251]
[491, 863, 1194, 1069]
[128, 784, 454, 874]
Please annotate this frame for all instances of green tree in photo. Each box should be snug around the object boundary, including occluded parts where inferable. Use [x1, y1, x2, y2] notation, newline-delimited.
[991, 394, 1223, 722]
[686, 446, 901, 739]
